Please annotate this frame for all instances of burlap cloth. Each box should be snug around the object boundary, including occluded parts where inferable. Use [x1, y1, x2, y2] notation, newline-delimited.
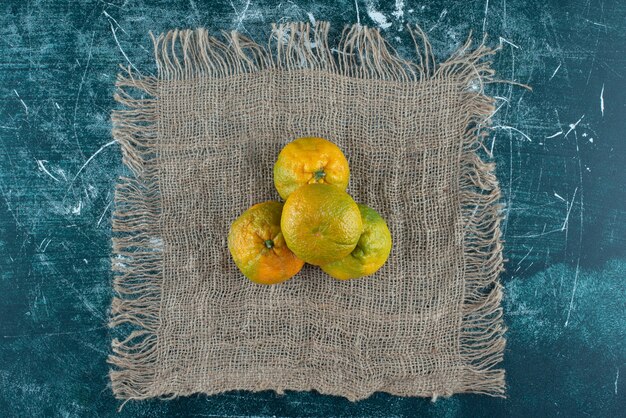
[109, 22, 506, 403]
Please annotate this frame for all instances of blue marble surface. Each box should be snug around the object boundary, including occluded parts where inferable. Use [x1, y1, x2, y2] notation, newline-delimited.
[0, 0, 624, 416]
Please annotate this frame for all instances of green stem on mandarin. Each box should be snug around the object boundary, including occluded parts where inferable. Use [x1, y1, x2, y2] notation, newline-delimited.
[313, 169, 326, 181]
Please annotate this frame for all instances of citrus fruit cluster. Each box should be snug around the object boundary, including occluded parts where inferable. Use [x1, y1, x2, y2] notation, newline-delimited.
[228, 137, 392, 285]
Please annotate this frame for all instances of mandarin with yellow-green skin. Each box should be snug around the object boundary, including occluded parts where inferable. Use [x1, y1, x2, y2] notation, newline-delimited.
[321, 204, 392, 280]
[281, 183, 362, 266]
[228, 201, 304, 285]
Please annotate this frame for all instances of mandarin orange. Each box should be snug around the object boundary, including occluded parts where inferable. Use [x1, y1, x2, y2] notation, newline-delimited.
[228, 201, 304, 284]
[273, 137, 350, 200]
[281, 184, 362, 266]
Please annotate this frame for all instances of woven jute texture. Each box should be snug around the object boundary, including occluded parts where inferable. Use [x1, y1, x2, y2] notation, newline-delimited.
[109, 22, 507, 403]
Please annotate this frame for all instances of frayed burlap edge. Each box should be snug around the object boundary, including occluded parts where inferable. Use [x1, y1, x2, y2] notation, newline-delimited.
[109, 21, 513, 403]
[109, 73, 161, 404]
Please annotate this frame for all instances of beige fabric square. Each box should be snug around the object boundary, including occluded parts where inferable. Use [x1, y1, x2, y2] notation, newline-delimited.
[109, 22, 506, 403]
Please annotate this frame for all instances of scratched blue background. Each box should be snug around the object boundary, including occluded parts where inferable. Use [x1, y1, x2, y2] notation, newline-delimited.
[1, 0, 625, 416]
